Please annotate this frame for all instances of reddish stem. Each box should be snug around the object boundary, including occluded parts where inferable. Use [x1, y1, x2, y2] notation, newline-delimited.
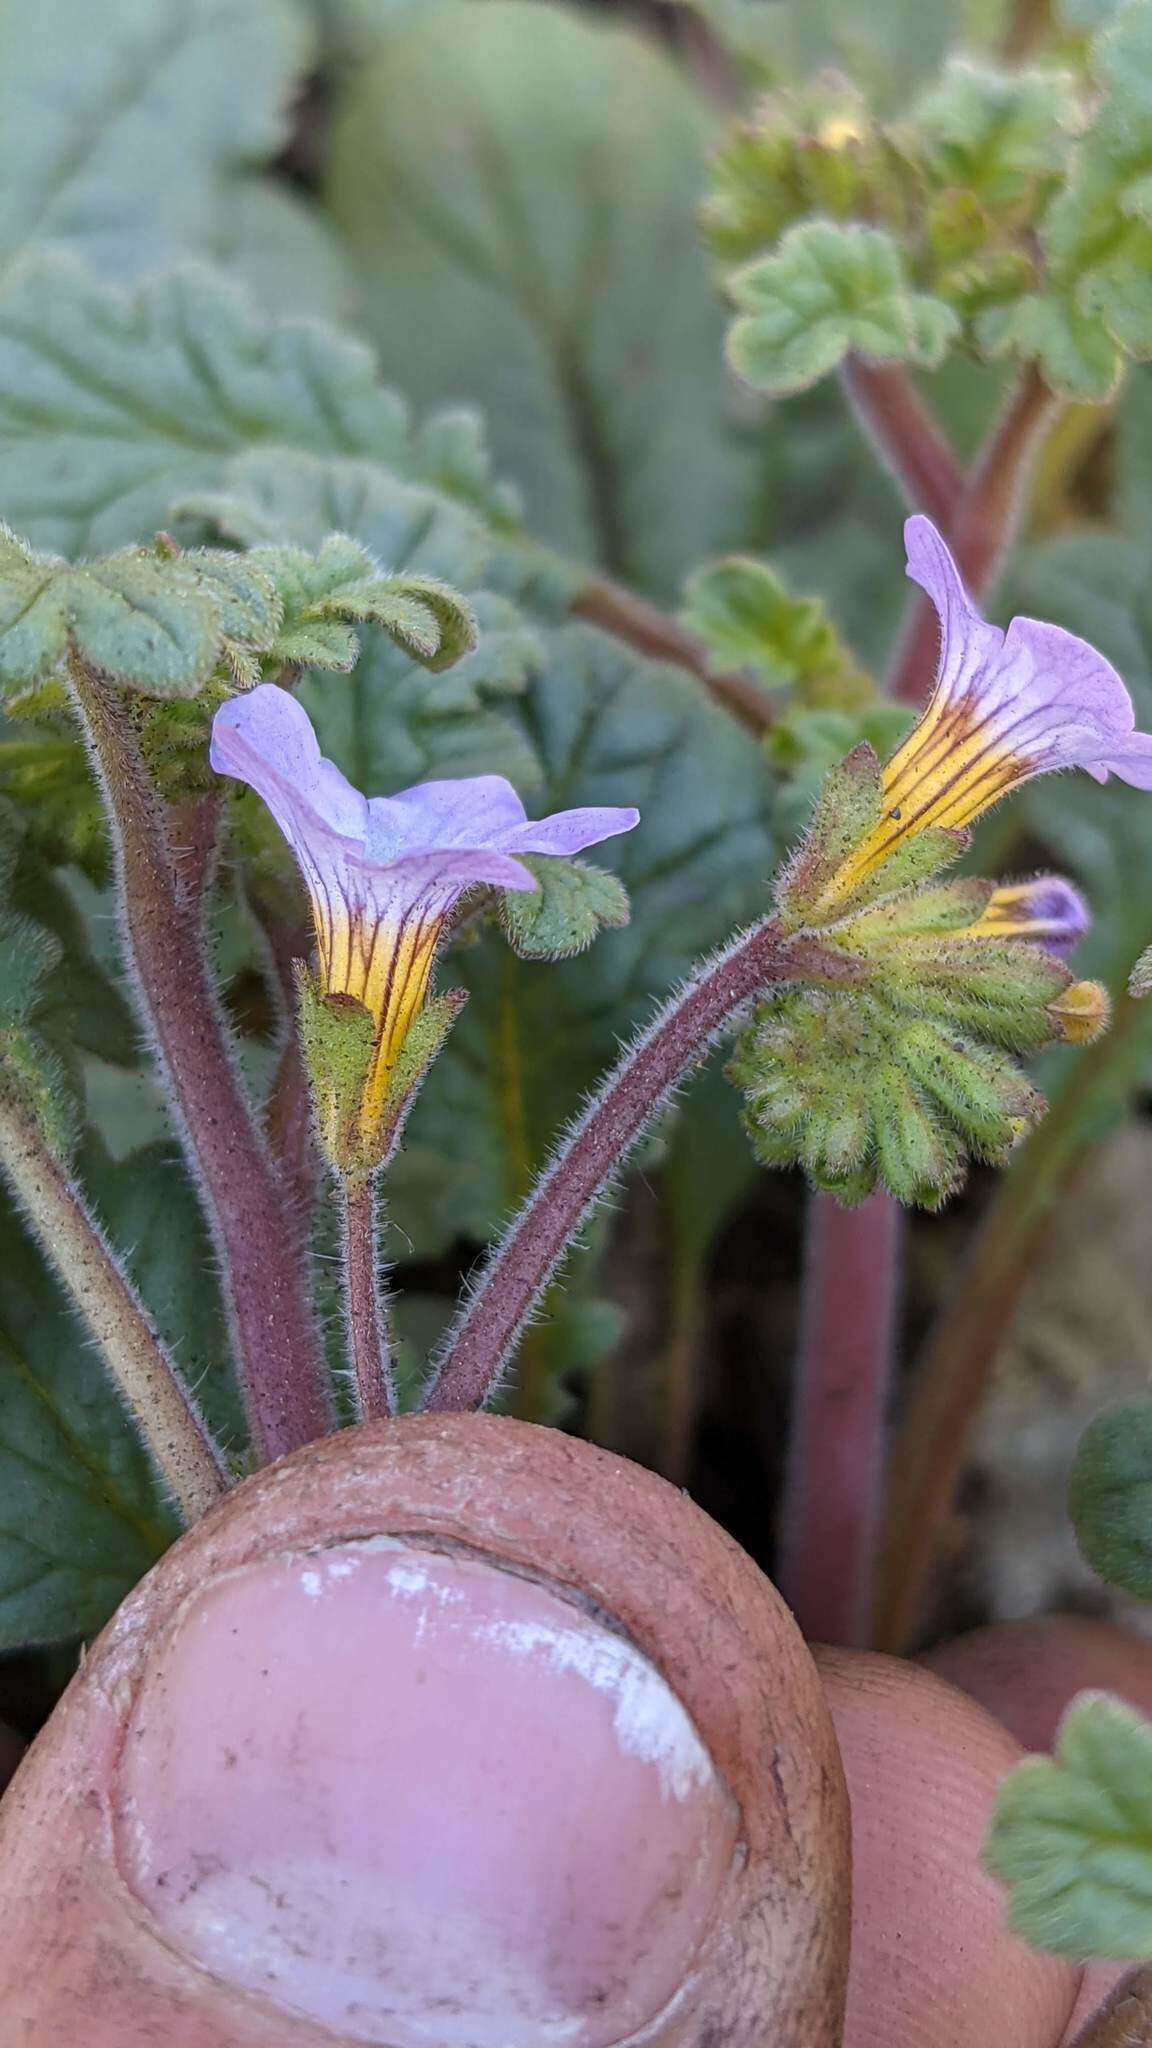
[779, 1189, 902, 1646]
[570, 576, 776, 735]
[424, 925, 853, 1414]
[341, 1177, 396, 1421]
[839, 357, 964, 527]
[72, 665, 330, 1463]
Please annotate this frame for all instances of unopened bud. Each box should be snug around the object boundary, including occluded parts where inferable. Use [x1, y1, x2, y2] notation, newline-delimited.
[1048, 979, 1111, 1046]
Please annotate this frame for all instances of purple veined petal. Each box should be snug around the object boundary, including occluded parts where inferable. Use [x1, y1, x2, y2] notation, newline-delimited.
[210, 685, 368, 857]
[903, 514, 1003, 712]
[365, 777, 529, 862]
[496, 806, 641, 859]
[348, 845, 540, 898]
[1092, 732, 1152, 788]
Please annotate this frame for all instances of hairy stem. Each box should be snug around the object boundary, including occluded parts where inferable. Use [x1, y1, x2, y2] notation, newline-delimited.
[424, 922, 850, 1414]
[873, 982, 1152, 1652]
[839, 357, 964, 526]
[1069, 1968, 1152, 2047]
[780, 1189, 902, 1647]
[255, 901, 319, 1229]
[570, 575, 776, 735]
[0, 1084, 227, 1521]
[889, 364, 1063, 704]
[341, 1177, 396, 1421]
[70, 665, 330, 1464]
[785, 364, 1062, 1644]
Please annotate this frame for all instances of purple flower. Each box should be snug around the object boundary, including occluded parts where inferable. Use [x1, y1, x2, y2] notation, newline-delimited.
[211, 685, 638, 1136]
[820, 515, 1152, 908]
[972, 875, 1091, 959]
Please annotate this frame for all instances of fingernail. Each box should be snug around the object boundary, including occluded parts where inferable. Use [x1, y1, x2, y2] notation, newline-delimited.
[113, 1539, 740, 2046]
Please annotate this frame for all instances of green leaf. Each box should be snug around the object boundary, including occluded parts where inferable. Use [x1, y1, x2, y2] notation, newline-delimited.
[0, 527, 248, 700]
[0, 1180, 174, 1648]
[0, 256, 515, 558]
[1071, 1402, 1152, 1598]
[0, 908, 58, 1027]
[913, 60, 1082, 214]
[253, 537, 477, 674]
[500, 857, 630, 961]
[992, 1, 1152, 396]
[0, 0, 310, 281]
[979, 291, 1124, 402]
[323, 0, 755, 600]
[728, 221, 960, 397]
[682, 555, 870, 700]
[986, 1692, 1152, 1959]
[670, 0, 957, 107]
[182, 448, 544, 793]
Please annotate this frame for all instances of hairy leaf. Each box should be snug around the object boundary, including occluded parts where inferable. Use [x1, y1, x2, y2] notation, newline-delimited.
[182, 447, 544, 793]
[324, 0, 755, 599]
[1071, 1401, 1152, 1598]
[0, 257, 515, 558]
[728, 221, 959, 397]
[0, 0, 309, 280]
[499, 857, 630, 961]
[913, 60, 1081, 215]
[0, 1180, 173, 1648]
[987, 1692, 1152, 1958]
[682, 555, 870, 701]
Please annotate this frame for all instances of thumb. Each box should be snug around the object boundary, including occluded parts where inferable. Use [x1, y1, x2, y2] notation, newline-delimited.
[0, 1413, 848, 2047]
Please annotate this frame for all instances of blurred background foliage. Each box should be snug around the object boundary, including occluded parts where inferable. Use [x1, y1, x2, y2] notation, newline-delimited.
[3, 0, 1152, 1720]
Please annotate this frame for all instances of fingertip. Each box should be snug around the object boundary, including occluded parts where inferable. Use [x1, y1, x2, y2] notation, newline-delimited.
[922, 1615, 1152, 1755]
[817, 1648, 1080, 2048]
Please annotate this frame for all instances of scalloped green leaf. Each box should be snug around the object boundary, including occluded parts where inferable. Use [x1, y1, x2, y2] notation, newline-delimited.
[987, 1692, 1152, 1958]
[0, 529, 230, 699]
[250, 539, 477, 675]
[682, 555, 868, 700]
[913, 59, 1081, 214]
[0, 256, 515, 559]
[728, 221, 959, 397]
[499, 857, 630, 962]
[178, 449, 543, 794]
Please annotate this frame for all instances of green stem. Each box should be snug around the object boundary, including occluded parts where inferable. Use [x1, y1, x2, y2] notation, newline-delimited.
[0, 1083, 228, 1522]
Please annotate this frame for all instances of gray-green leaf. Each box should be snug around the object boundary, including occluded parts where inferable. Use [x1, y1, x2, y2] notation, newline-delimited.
[0, 256, 513, 558]
[728, 221, 960, 397]
[500, 857, 630, 961]
[323, 0, 755, 599]
[986, 1692, 1152, 1958]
